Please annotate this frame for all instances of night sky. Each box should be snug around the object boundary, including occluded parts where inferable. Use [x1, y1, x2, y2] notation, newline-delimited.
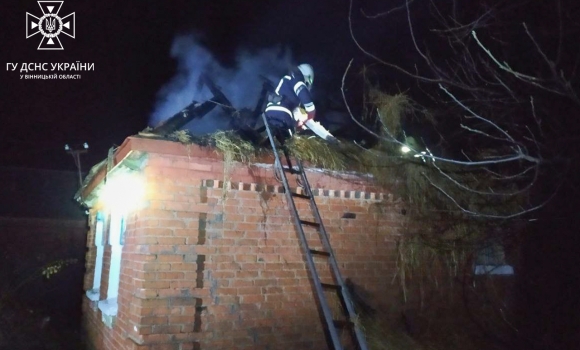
[1, 0, 381, 171]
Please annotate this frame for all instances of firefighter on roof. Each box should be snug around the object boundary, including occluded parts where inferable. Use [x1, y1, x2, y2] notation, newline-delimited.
[265, 64, 337, 143]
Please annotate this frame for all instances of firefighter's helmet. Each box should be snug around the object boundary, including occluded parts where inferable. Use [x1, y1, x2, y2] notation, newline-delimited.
[297, 64, 314, 89]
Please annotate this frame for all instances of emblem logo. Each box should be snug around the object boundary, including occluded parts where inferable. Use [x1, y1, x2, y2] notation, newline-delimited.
[26, 1, 75, 50]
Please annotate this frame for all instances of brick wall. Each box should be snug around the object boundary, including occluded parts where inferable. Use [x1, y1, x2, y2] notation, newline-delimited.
[82, 139, 407, 350]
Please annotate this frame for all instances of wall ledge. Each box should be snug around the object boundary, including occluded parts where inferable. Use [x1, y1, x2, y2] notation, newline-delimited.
[201, 179, 390, 201]
[98, 298, 118, 328]
[85, 289, 100, 301]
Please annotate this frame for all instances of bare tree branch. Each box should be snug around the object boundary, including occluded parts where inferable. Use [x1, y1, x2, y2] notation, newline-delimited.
[439, 84, 519, 145]
[471, 31, 543, 82]
[360, 0, 414, 19]
[406, 0, 430, 64]
[345, 0, 578, 224]
[423, 173, 553, 219]
[348, 0, 444, 83]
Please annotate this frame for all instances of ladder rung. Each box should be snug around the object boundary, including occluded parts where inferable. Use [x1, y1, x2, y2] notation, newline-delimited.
[291, 192, 310, 200]
[300, 220, 320, 227]
[282, 167, 300, 174]
[321, 283, 341, 291]
[333, 320, 354, 329]
[309, 249, 330, 257]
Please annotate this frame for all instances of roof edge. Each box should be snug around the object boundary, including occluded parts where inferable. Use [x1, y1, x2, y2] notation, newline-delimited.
[75, 136, 225, 206]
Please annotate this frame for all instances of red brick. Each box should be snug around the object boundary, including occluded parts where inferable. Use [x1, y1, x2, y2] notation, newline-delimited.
[215, 246, 236, 255]
[235, 238, 259, 246]
[157, 237, 186, 245]
[243, 215, 267, 223]
[141, 316, 169, 326]
[157, 255, 185, 263]
[234, 254, 257, 263]
[176, 211, 201, 219]
[136, 280, 171, 289]
[158, 220, 187, 228]
[211, 238, 236, 246]
[210, 270, 235, 279]
[140, 334, 173, 344]
[137, 217, 163, 226]
[183, 342, 205, 350]
[138, 209, 177, 219]
[236, 286, 264, 295]
[223, 198, 241, 206]
[170, 263, 198, 271]
[234, 191, 258, 200]
[148, 245, 177, 254]
[151, 324, 182, 334]
[211, 254, 234, 263]
[138, 262, 172, 272]
[243, 231, 266, 239]
[235, 222, 260, 231]
[237, 206, 261, 215]
[139, 228, 174, 237]
[229, 279, 253, 288]
[134, 271, 157, 280]
[167, 315, 195, 324]
[240, 294, 264, 304]
[169, 281, 197, 289]
[174, 245, 197, 255]
[193, 246, 216, 254]
[157, 288, 190, 298]
[226, 213, 245, 222]
[134, 288, 159, 298]
[155, 272, 185, 280]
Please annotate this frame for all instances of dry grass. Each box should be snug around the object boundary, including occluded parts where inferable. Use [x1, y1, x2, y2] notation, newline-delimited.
[205, 131, 257, 200]
[394, 228, 474, 304]
[208, 130, 257, 163]
[286, 136, 348, 171]
[369, 89, 411, 137]
[168, 130, 192, 144]
[168, 130, 258, 163]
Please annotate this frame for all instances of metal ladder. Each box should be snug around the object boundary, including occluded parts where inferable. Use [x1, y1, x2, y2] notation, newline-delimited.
[262, 114, 369, 350]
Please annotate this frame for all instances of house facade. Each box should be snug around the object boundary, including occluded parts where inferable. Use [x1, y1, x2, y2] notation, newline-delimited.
[79, 136, 408, 350]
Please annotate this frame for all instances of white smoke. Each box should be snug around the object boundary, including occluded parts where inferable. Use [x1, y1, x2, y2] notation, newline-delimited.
[150, 35, 293, 134]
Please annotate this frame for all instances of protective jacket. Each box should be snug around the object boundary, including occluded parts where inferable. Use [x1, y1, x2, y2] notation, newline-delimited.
[274, 71, 315, 124]
[264, 67, 336, 142]
[265, 69, 315, 130]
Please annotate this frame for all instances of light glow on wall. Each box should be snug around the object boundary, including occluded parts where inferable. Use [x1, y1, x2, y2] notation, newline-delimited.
[101, 172, 145, 213]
